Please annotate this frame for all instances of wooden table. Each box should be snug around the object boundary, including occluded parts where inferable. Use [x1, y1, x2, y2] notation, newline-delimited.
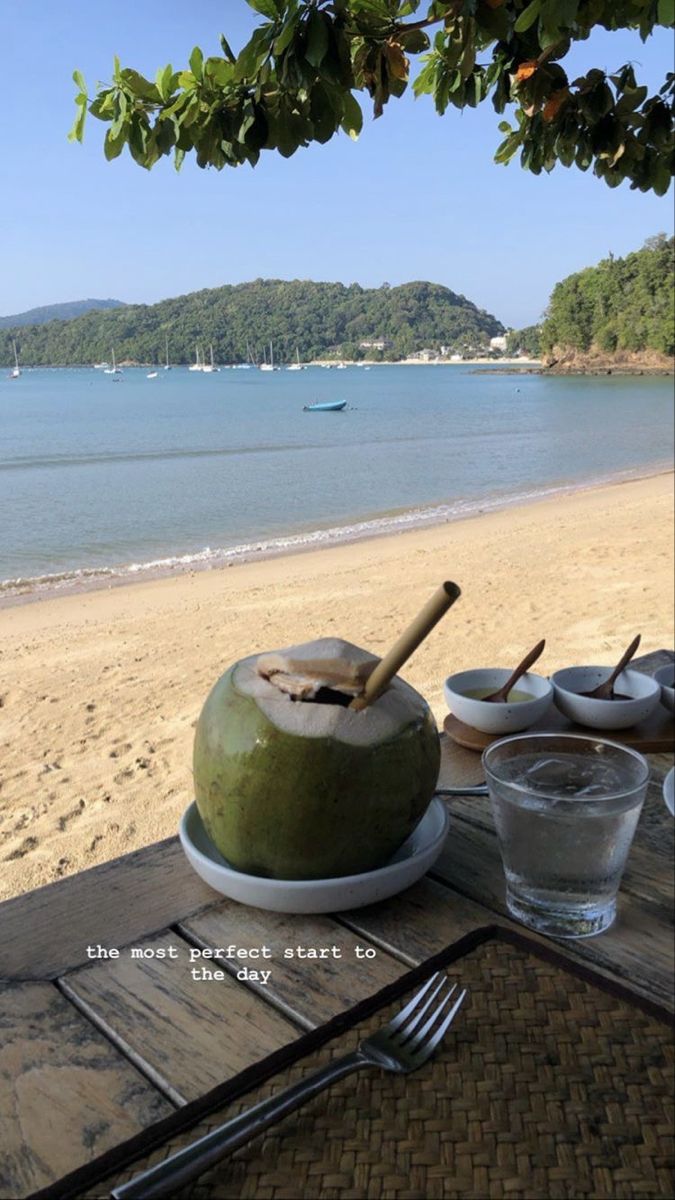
[1, 651, 673, 1200]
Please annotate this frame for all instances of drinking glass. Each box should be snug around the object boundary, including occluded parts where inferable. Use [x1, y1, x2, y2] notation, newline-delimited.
[483, 733, 649, 938]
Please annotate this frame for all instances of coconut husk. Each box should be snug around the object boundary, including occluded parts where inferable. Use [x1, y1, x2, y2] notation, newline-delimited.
[256, 641, 377, 701]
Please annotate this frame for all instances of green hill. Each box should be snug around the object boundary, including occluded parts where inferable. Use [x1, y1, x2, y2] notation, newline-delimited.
[543, 235, 674, 358]
[0, 280, 503, 366]
[0, 298, 125, 329]
[508, 236, 674, 364]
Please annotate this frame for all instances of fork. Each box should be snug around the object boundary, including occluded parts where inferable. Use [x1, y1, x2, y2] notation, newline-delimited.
[111, 973, 467, 1200]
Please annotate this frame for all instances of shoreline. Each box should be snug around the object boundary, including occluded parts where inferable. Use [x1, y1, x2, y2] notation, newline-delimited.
[1, 470, 672, 901]
[4, 357, 540, 370]
[2, 461, 672, 610]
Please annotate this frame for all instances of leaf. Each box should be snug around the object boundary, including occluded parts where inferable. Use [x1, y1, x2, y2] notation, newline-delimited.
[305, 10, 329, 68]
[274, 12, 301, 55]
[514, 61, 538, 82]
[89, 91, 115, 119]
[246, 0, 279, 18]
[72, 69, 86, 93]
[399, 29, 430, 54]
[234, 26, 276, 81]
[205, 57, 235, 86]
[120, 69, 160, 102]
[104, 124, 127, 160]
[67, 94, 87, 143]
[543, 88, 569, 121]
[341, 91, 363, 139]
[514, 0, 541, 33]
[190, 46, 204, 80]
[657, 0, 674, 26]
[384, 42, 409, 83]
[219, 34, 236, 63]
[310, 83, 338, 142]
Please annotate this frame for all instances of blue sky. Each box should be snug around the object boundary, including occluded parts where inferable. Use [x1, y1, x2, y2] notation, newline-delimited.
[1, 2, 673, 328]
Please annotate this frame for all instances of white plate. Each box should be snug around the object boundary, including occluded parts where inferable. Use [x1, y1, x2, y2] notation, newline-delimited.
[664, 768, 674, 817]
[179, 798, 449, 914]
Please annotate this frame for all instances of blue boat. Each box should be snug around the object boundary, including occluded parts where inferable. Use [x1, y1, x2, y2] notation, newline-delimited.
[303, 400, 347, 412]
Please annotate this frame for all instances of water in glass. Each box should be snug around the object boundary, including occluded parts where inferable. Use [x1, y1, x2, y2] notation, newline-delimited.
[484, 735, 649, 938]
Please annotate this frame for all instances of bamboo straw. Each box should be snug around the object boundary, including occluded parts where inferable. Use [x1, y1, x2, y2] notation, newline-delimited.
[350, 581, 461, 711]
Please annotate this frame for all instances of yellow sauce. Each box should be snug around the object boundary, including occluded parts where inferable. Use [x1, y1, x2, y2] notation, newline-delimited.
[464, 687, 533, 704]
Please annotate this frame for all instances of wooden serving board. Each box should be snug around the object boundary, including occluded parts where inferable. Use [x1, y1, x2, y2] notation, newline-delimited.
[444, 703, 675, 753]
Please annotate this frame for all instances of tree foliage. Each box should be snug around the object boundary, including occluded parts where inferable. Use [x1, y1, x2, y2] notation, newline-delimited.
[0, 279, 503, 366]
[506, 323, 541, 356]
[541, 233, 675, 354]
[71, 1, 674, 195]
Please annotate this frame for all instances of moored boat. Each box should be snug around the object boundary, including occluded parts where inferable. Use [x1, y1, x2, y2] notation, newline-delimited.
[303, 400, 347, 412]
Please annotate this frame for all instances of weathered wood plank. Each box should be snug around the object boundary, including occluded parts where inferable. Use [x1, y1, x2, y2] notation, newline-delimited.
[180, 906, 408, 1028]
[61, 932, 303, 1105]
[0, 839, 214, 981]
[339, 874, 675, 1013]
[0, 981, 171, 1199]
[338, 878, 507, 963]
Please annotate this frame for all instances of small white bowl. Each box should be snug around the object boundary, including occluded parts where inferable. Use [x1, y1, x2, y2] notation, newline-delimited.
[179, 798, 449, 914]
[551, 666, 661, 730]
[654, 664, 675, 713]
[443, 668, 553, 734]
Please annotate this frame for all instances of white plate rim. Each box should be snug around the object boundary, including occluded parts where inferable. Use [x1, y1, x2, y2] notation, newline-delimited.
[664, 767, 674, 817]
[179, 796, 449, 891]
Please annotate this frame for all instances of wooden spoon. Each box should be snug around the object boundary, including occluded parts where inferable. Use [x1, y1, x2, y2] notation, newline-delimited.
[482, 639, 546, 703]
[580, 634, 641, 699]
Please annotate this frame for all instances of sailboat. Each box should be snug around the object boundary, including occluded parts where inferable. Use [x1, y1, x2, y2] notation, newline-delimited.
[259, 341, 277, 371]
[103, 349, 121, 375]
[10, 340, 21, 378]
[189, 345, 203, 372]
[287, 348, 304, 371]
[164, 335, 171, 371]
[202, 344, 220, 374]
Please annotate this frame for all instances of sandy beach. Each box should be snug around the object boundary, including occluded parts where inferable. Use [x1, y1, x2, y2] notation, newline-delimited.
[1, 471, 673, 902]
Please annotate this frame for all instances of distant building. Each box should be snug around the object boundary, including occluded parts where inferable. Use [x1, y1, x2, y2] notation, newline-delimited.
[359, 338, 390, 350]
[489, 335, 508, 352]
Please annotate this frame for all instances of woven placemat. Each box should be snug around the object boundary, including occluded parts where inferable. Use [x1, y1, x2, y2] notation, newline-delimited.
[83, 933, 674, 1200]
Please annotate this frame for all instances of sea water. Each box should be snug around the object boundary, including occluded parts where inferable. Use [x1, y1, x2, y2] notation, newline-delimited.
[0, 365, 672, 601]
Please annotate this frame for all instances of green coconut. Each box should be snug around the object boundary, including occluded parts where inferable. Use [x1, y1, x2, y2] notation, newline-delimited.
[193, 637, 440, 880]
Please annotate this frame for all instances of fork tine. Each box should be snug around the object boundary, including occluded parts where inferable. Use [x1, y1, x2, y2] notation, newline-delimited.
[398, 980, 456, 1041]
[413, 988, 468, 1061]
[386, 972, 441, 1032]
[407, 983, 465, 1050]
